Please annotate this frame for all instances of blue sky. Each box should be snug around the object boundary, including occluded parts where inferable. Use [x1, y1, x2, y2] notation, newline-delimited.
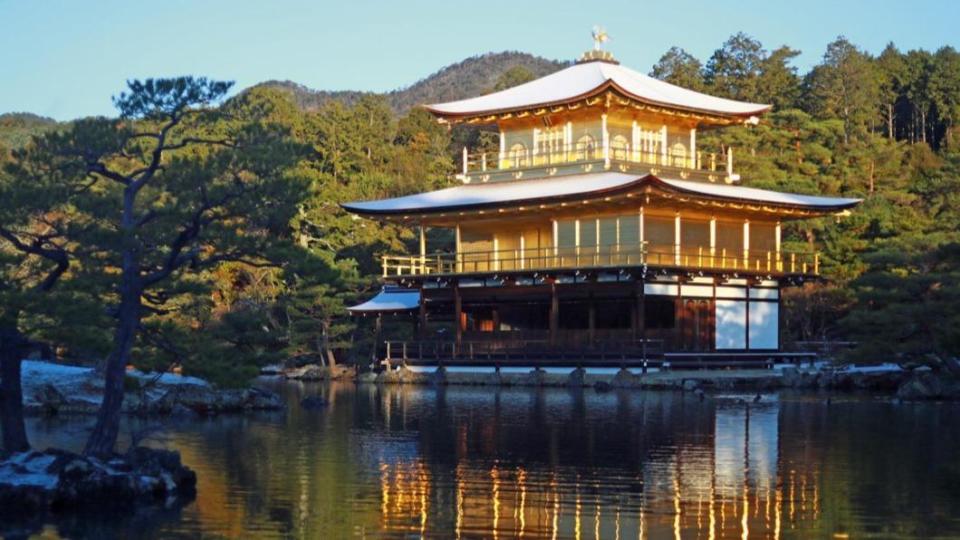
[2, 0, 957, 121]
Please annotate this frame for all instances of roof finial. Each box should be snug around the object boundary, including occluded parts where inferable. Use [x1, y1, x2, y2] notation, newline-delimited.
[578, 26, 618, 64]
[592, 26, 610, 51]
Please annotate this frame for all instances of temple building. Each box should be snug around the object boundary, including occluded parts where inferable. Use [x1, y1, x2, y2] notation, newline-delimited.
[344, 39, 860, 369]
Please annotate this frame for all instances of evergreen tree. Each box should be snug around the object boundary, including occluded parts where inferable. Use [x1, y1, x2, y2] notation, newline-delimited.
[650, 47, 706, 91]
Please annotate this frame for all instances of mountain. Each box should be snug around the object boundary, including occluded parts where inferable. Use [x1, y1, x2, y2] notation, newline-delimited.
[0, 113, 62, 149]
[254, 51, 569, 113]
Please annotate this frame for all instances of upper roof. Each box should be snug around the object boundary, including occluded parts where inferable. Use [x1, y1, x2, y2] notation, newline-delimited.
[341, 172, 862, 216]
[424, 60, 771, 120]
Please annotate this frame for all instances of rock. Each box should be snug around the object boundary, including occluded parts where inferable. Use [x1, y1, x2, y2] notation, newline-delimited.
[33, 383, 66, 415]
[356, 371, 378, 384]
[524, 368, 547, 387]
[300, 396, 327, 410]
[0, 447, 196, 521]
[594, 381, 613, 393]
[431, 367, 447, 386]
[285, 364, 354, 381]
[567, 368, 587, 387]
[682, 379, 700, 392]
[611, 368, 637, 388]
[897, 372, 960, 400]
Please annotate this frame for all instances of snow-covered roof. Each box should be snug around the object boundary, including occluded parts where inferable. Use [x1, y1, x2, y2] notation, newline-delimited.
[425, 60, 770, 118]
[341, 173, 861, 216]
[347, 288, 420, 313]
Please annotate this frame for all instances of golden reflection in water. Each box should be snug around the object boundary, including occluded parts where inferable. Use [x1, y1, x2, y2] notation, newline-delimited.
[370, 402, 824, 539]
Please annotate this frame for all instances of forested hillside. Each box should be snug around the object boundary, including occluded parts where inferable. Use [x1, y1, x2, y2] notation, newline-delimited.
[2, 34, 959, 388]
[254, 51, 568, 113]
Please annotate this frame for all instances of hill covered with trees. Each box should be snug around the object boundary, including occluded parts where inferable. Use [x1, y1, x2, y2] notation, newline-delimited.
[253, 51, 568, 113]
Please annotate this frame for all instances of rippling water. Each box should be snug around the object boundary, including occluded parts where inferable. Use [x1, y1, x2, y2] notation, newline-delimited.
[20, 382, 960, 539]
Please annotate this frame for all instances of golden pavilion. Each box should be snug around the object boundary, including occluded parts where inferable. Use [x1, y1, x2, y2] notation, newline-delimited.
[344, 38, 860, 369]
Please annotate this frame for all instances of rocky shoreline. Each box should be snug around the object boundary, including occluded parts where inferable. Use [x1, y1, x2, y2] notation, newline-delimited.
[339, 364, 960, 400]
[11, 361, 284, 417]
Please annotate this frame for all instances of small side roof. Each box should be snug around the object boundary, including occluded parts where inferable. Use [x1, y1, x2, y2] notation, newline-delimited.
[425, 60, 770, 119]
[341, 172, 862, 216]
[347, 288, 420, 314]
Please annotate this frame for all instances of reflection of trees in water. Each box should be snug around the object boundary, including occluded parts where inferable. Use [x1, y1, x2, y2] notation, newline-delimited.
[24, 384, 960, 538]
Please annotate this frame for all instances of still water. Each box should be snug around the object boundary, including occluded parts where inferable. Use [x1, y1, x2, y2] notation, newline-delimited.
[20, 381, 960, 539]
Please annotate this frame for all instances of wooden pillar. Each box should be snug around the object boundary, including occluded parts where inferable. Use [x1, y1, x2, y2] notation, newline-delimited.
[689, 127, 697, 168]
[674, 213, 681, 266]
[743, 220, 750, 269]
[454, 282, 462, 349]
[602, 113, 610, 168]
[588, 293, 596, 344]
[660, 125, 668, 165]
[455, 224, 462, 273]
[631, 120, 639, 161]
[775, 221, 782, 271]
[374, 313, 383, 366]
[549, 281, 559, 345]
[419, 223, 426, 274]
[709, 217, 717, 267]
[418, 287, 427, 339]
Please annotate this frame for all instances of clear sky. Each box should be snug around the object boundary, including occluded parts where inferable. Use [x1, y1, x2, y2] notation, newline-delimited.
[2, 0, 958, 121]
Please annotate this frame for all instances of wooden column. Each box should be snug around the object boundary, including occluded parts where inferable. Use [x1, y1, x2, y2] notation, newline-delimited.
[674, 213, 682, 266]
[689, 127, 697, 168]
[743, 220, 750, 269]
[709, 217, 717, 267]
[418, 287, 427, 339]
[775, 221, 782, 271]
[453, 281, 462, 349]
[602, 113, 610, 168]
[588, 293, 596, 344]
[660, 125, 668, 165]
[419, 223, 426, 274]
[549, 281, 559, 345]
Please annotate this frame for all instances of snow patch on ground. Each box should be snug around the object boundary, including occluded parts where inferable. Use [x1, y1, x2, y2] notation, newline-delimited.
[0, 452, 58, 489]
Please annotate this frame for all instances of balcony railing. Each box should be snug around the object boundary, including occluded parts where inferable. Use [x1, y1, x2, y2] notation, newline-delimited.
[382, 243, 819, 277]
[461, 143, 734, 177]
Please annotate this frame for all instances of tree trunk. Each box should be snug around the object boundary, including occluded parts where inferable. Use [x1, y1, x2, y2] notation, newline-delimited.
[83, 288, 140, 457]
[85, 187, 142, 457]
[0, 325, 30, 453]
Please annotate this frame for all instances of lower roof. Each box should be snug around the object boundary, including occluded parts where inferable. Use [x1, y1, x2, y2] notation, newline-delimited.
[341, 173, 862, 217]
[347, 288, 420, 314]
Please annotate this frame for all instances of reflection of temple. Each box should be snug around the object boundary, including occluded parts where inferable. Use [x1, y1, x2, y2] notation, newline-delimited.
[372, 388, 821, 539]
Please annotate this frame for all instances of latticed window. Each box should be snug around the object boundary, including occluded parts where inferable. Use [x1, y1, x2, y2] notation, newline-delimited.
[611, 135, 629, 160]
[509, 143, 528, 168]
[576, 135, 596, 160]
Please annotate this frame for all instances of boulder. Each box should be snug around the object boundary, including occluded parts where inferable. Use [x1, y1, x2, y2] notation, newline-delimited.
[594, 381, 613, 393]
[567, 368, 587, 387]
[682, 379, 700, 392]
[897, 372, 960, 400]
[611, 368, 637, 388]
[0, 447, 196, 520]
[300, 396, 327, 410]
[524, 368, 547, 387]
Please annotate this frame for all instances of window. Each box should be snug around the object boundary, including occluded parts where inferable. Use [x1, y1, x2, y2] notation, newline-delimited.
[681, 218, 710, 257]
[645, 216, 675, 263]
[645, 298, 676, 330]
[670, 141, 687, 167]
[716, 221, 742, 266]
[509, 143, 528, 168]
[576, 135, 596, 160]
[618, 215, 640, 248]
[611, 135, 629, 160]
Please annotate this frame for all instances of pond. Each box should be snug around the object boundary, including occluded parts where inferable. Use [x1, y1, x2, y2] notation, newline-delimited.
[20, 381, 960, 539]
